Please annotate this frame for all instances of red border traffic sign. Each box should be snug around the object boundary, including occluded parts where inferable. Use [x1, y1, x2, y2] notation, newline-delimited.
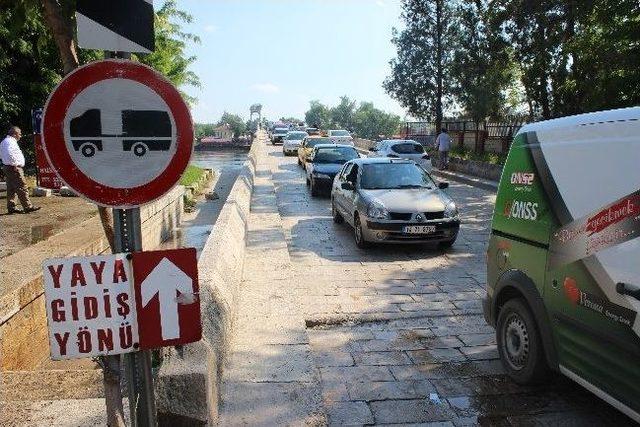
[42, 59, 193, 207]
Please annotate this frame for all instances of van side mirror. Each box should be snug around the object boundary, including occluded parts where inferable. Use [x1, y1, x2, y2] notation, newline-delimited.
[438, 182, 449, 189]
[341, 182, 355, 191]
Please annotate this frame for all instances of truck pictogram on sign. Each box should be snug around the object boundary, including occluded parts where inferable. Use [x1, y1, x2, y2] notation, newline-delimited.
[70, 109, 172, 157]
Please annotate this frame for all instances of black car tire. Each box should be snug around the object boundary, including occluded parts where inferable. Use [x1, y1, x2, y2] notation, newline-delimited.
[438, 237, 456, 249]
[332, 200, 343, 224]
[310, 179, 319, 197]
[354, 215, 370, 249]
[306, 177, 310, 187]
[497, 298, 550, 385]
[298, 158, 302, 166]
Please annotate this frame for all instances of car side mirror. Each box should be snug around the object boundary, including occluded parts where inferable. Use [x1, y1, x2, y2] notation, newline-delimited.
[341, 182, 355, 191]
[438, 182, 449, 189]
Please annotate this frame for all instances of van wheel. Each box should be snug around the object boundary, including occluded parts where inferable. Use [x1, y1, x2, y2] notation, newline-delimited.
[497, 298, 549, 385]
[354, 215, 369, 249]
[332, 200, 343, 224]
[132, 142, 148, 157]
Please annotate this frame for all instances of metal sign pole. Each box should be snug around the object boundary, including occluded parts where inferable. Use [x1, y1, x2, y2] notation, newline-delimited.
[113, 208, 157, 427]
[103, 48, 156, 426]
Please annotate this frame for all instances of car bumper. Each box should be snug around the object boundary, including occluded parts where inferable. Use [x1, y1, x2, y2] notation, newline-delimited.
[310, 176, 335, 192]
[283, 144, 301, 153]
[363, 219, 460, 243]
[483, 296, 493, 326]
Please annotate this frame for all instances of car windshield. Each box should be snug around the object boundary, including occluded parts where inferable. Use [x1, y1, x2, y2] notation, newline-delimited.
[306, 138, 332, 147]
[313, 147, 358, 164]
[392, 142, 424, 154]
[331, 130, 350, 136]
[274, 128, 288, 134]
[287, 132, 308, 140]
[360, 163, 435, 190]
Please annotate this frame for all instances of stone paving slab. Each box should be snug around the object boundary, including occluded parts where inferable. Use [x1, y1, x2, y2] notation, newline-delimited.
[220, 141, 635, 425]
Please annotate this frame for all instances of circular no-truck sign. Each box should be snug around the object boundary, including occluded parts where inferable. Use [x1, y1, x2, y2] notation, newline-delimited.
[42, 59, 193, 208]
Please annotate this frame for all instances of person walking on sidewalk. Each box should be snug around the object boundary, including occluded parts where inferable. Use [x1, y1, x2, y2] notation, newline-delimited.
[0, 126, 40, 214]
[435, 128, 451, 170]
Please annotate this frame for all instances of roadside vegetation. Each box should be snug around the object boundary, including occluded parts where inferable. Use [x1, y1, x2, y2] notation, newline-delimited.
[385, 0, 640, 130]
[180, 164, 206, 187]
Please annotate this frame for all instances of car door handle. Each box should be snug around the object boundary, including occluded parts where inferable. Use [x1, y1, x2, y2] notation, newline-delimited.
[616, 282, 640, 301]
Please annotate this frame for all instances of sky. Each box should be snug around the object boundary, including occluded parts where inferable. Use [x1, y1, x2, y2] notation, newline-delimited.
[175, 0, 406, 123]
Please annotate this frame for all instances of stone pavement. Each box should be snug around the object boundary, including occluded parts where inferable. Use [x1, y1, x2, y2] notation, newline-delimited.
[219, 141, 633, 425]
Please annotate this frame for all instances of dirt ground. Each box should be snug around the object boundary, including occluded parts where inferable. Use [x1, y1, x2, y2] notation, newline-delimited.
[0, 192, 98, 259]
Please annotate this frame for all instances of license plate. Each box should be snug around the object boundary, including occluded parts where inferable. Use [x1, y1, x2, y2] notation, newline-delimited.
[403, 225, 436, 234]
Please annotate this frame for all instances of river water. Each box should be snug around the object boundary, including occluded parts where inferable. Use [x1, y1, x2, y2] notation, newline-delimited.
[158, 148, 250, 255]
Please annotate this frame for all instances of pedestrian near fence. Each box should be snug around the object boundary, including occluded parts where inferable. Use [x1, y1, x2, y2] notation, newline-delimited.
[435, 128, 451, 170]
[0, 126, 40, 214]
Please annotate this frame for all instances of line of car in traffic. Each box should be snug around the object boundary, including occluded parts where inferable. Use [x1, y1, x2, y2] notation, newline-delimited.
[271, 129, 460, 249]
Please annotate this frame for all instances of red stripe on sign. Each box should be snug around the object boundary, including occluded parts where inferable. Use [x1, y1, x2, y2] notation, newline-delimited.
[42, 59, 193, 208]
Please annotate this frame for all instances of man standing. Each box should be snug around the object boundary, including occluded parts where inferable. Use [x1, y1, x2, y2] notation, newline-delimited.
[435, 127, 451, 170]
[1, 126, 40, 214]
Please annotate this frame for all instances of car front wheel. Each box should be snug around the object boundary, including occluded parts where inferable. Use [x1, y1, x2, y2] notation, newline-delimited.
[332, 200, 343, 223]
[496, 298, 550, 385]
[354, 215, 369, 249]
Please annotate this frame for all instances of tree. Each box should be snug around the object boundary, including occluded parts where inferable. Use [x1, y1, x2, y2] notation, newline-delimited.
[384, 0, 457, 130]
[352, 102, 401, 140]
[218, 112, 246, 138]
[136, 0, 200, 105]
[304, 100, 331, 128]
[450, 0, 516, 149]
[329, 96, 356, 130]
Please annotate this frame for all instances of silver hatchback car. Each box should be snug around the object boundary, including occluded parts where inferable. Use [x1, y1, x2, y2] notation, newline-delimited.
[331, 158, 460, 248]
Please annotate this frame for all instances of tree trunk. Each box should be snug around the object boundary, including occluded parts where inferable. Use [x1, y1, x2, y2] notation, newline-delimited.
[434, 0, 444, 133]
[41, 1, 124, 426]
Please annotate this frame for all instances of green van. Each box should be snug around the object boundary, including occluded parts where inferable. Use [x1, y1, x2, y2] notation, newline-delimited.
[484, 107, 640, 421]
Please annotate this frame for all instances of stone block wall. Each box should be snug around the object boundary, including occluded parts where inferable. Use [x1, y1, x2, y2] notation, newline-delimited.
[0, 185, 185, 371]
[155, 141, 260, 425]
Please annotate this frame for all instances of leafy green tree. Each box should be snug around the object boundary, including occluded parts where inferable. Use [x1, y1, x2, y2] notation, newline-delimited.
[136, 0, 200, 105]
[279, 116, 303, 124]
[329, 96, 356, 130]
[450, 1, 515, 124]
[304, 100, 331, 128]
[352, 102, 401, 140]
[194, 123, 217, 138]
[384, 0, 457, 130]
[218, 112, 246, 138]
[562, 0, 640, 113]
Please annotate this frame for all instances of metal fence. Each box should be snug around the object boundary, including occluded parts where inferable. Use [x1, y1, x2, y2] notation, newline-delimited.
[403, 117, 527, 153]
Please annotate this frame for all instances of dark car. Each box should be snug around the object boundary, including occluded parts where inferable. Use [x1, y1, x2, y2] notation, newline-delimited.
[305, 144, 359, 197]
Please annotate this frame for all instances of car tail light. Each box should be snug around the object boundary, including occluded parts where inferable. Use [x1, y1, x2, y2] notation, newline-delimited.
[387, 154, 399, 158]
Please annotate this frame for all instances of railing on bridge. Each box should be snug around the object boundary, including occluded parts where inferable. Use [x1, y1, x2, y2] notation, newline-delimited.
[403, 117, 526, 154]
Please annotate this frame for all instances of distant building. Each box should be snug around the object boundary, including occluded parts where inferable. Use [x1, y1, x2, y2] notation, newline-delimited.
[212, 123, 233, 139]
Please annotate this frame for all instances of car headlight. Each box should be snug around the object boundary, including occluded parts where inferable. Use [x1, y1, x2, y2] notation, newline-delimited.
[444, 201, 458, 218]
[313, 172, 331, 179]
[367, 200, 389, 219]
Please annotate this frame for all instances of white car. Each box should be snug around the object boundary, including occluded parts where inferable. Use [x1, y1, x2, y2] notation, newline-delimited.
[282, 131, 309, 156]
[327, 129, 354, 146]
[368, 139, 432, 172]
